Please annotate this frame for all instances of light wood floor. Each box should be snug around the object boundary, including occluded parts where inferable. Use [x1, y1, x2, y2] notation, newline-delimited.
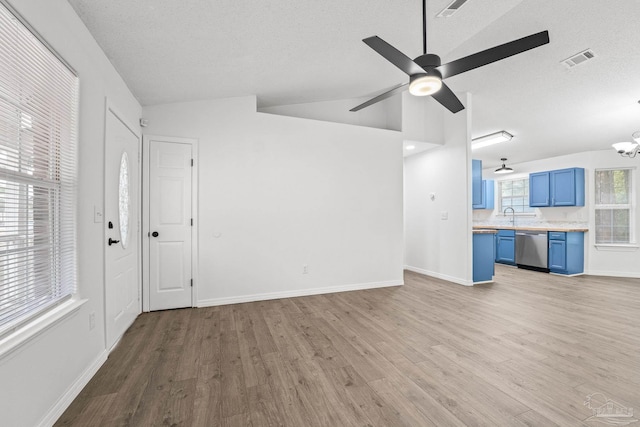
[56, 266, 640, 426]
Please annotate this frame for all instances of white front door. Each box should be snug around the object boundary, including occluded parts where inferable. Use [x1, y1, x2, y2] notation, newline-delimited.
[148, 139, 193, 310]
[105, 107, 141, 349]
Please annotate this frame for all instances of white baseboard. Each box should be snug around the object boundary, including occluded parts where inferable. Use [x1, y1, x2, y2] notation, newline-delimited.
[404, 265, 473, 286]
[38, 350, 108, 427]
[197, 279, 403, 307]
[585, 270, 640, 279]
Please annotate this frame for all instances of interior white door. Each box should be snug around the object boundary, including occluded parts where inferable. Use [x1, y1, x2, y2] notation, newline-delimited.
[148, 140, 193, 310]
[105, 108, 141, 349]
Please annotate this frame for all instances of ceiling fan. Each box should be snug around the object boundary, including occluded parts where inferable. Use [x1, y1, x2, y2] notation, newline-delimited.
[351, 0, 549, 114]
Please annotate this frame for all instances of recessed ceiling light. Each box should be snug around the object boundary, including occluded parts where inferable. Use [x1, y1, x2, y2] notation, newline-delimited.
[472, 131, 513, 150]
[405, 144, 416, 150]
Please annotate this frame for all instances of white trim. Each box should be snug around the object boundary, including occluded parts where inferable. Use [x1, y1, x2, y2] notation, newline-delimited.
[0, 299, 86, 360]
[549, 272, 585, 277]
[404, 265, 474, 286]
[142, 134, 199, 311]
[36, 350, 108, 427]
[197, 280, 403, 308]
[586, 270, 640, 279]
[594, 244, 639, 251]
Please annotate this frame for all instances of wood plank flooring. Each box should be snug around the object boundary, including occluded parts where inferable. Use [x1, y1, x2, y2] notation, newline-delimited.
[55, 266, 640, 426]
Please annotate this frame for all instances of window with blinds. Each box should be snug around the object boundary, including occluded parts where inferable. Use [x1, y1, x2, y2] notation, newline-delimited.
[0, 1, 78, 337]
[594, 168, 635, 244]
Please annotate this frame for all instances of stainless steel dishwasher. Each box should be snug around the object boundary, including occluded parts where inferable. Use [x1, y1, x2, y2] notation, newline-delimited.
[515, 230, 549, 272]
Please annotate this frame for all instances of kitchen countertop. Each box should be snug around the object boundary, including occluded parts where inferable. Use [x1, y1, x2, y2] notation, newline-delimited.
[473, 225, 589, 232]
[473, 229, 498, 234]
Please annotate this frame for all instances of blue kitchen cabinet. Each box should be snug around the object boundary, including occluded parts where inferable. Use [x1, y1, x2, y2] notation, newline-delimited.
[473, 232, 496, 282]
[548, 231, 584, 275]
[529, 168, 585, 207]
[473, 180, 495, 210]
[495, 229, 516, 265]
[551, 168, 585, 206]
[529, 172, 550, 207]
[472, 159, 482, 206]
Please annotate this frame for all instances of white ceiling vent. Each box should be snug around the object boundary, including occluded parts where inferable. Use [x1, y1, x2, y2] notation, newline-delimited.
[436, 0, 471, 18]
[562, 49, 596, 68]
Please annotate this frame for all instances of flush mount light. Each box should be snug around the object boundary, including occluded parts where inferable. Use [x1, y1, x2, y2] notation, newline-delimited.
[472, 131, 513, 150]
[409, 73, 442, 96]
[494, 158, 514, 174]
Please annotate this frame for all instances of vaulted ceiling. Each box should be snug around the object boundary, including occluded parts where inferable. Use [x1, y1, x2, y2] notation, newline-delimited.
[67, 0, 640, 167]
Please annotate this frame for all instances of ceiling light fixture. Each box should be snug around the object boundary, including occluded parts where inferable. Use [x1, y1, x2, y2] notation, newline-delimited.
[612, 131, 640, 158]
[494, 158, 514, 174]
[405, 144, 416, 150]
[408, 73, 442, 96]
[472, 131, 513, 150]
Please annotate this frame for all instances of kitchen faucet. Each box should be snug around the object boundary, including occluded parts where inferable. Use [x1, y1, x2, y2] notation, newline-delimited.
[503, 207, 516, 226]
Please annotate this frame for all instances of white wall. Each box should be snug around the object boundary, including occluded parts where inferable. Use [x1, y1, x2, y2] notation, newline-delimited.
[404, 94, 473, 285]
[0, 1, 142, 426]
[259, 95, 402, 131]
[142, 96, 405, 305]
[474, 150, 640, 278]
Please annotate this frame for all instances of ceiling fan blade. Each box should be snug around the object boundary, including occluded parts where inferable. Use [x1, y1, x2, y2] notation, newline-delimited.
[431, 82, 464, 113]
[363, 36, 425, 76]
[350, 83, 408, 112]
[437, 31, 549, 79]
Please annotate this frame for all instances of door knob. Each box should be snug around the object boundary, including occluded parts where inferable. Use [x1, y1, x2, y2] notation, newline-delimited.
[108, 238, 120, 246]
[151, 231, 159, 237]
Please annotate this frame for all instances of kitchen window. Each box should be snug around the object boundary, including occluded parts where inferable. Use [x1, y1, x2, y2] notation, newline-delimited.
[594, 168, 635, 244]
[0, 1, 78, 337]
[499, 178, 535, 214]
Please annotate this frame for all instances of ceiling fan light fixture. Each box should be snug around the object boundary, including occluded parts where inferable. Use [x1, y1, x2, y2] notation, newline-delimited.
[409, 74, 442, 96]
[472, 131, 513, 150]
[494, 158, 514, 174]
[612, 142, 637, 154]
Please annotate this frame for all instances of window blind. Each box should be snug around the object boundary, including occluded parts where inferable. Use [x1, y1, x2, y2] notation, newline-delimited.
[0, 1, 78, 336]
[594, 168, 634, 244]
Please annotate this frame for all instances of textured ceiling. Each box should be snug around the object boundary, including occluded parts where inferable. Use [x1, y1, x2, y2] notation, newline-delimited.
[67, 0, 640, 167]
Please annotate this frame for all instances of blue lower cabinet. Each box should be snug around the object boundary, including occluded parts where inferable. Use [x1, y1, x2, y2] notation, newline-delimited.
[495, 230, 516, 265]
[473, 233, 495, 282]
[548, 232, 584, 274]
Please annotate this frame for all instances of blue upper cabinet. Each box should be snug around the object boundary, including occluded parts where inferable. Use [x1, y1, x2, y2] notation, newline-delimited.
[529, 168, 585, 207]
[551, 168, 585, 206]
[472, 159, 482, 206]
[529, 172, 550, 206]
[473, 180, 495, 209]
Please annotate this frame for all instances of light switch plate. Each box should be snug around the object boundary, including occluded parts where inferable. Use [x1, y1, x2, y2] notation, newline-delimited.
[94, 205, 103, 223]
[441, 211, 448, 220]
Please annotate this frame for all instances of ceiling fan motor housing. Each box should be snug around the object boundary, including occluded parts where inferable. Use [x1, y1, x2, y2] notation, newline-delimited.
[414, 53, 442, 70]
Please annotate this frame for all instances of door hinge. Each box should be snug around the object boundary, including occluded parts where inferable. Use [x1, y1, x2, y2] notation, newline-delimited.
[190, 279, 193, 287]
[191, 218, 193, 226]
[191, 158, 194, 166]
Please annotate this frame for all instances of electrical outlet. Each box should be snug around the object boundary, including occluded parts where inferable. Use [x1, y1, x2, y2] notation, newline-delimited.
[303, 264, 308, 274]
[89, 312, 95, 330]
[441, 211, 448, 220]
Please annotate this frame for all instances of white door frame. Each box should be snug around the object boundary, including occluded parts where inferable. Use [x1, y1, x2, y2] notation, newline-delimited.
[103, 99, 142, 350]
[142, 134, 199, 311]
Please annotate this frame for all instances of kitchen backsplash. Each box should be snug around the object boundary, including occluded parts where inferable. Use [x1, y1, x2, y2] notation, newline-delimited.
[473, 206, 589, 229]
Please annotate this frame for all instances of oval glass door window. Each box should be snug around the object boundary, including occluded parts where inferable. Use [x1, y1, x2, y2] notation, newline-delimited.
[118, 151, 130, 248]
